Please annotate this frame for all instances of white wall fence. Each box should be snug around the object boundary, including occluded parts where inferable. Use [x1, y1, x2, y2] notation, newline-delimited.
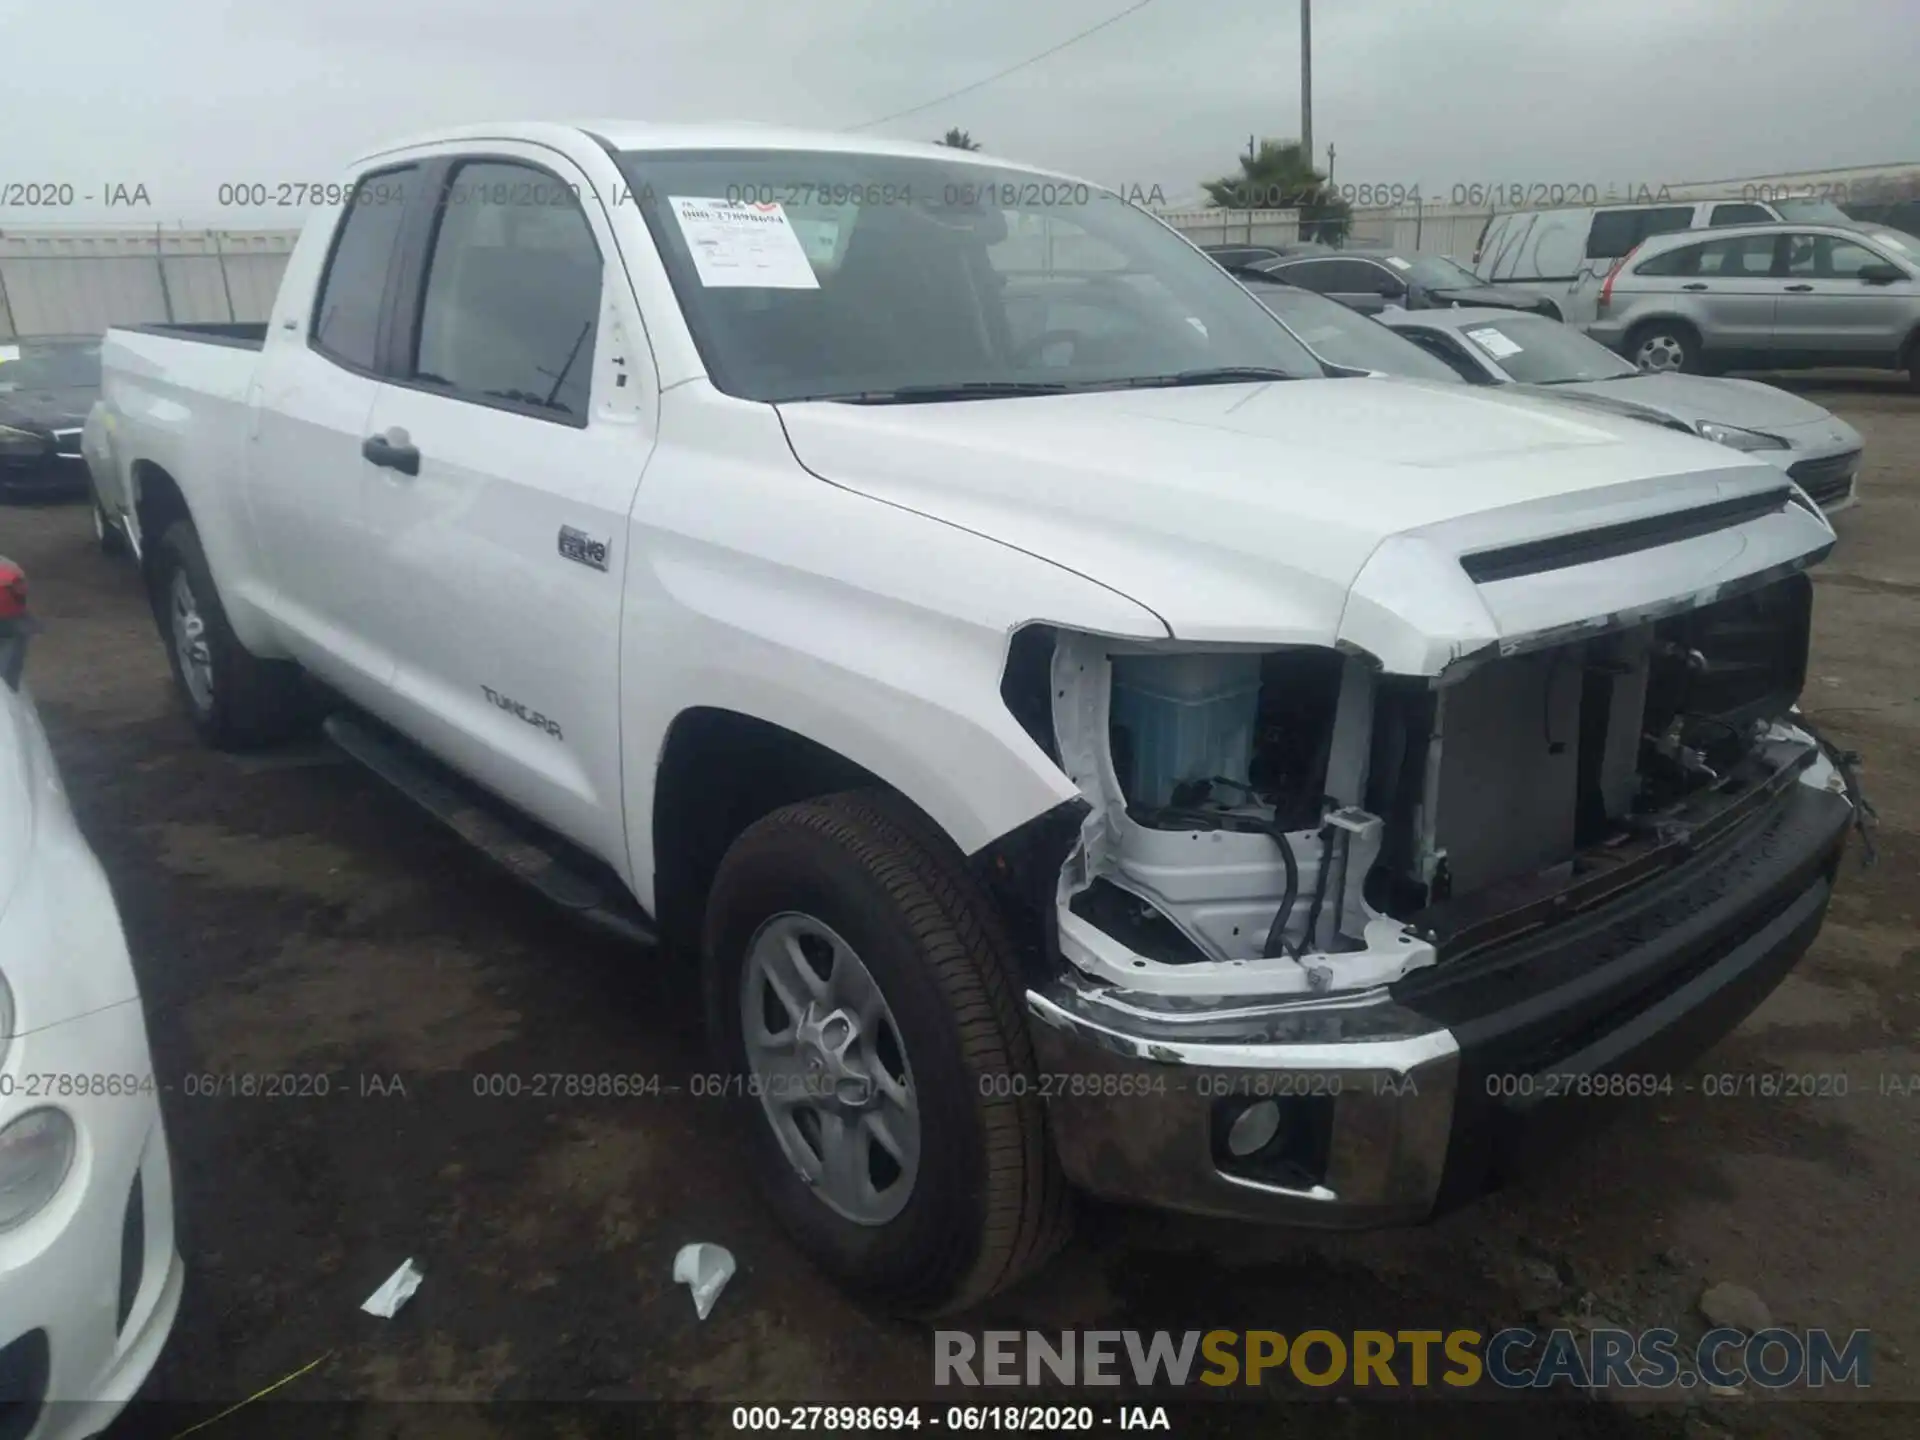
[5, 161, 1914, 339]
[1151, 208, 1302, 247]
[0, 228, 298, 341]
[1342, 201, 1493, 261]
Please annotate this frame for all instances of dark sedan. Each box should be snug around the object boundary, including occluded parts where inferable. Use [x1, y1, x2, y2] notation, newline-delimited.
[0, 337, 101, 499]
[1252, 248, 1561, 320]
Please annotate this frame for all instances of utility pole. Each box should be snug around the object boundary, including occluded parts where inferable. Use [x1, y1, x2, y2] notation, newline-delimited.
[1300, 0, 1313, 163]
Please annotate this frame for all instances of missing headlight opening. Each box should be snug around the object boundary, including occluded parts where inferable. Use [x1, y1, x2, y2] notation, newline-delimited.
[1032, 570, 1825, 997]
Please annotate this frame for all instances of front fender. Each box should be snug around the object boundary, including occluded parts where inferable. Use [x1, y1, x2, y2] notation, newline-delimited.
[619, 396, 1166, 911]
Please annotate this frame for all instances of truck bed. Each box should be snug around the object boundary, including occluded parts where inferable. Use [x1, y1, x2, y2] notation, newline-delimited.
[98, 323, 269, 556]
[121, 322, 267, 351]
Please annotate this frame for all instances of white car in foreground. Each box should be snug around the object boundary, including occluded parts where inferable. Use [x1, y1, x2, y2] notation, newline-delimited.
[0, 558, 181, 1438]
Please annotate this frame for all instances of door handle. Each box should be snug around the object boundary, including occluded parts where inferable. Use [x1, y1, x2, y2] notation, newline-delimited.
[361, 432, 420, 476]
[1785, 283, 1814, 292]
[1682, 282, 1707, 291]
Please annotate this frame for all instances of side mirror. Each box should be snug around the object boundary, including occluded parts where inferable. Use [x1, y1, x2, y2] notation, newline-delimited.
[1857, 262, 1905, 285]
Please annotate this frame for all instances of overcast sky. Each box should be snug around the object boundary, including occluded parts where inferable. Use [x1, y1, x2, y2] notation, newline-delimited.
[3, 0, 1915, 226]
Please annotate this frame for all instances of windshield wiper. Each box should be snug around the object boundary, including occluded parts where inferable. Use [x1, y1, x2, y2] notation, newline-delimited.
[802, 381, 1073, 404]
[1113, 366, 1305, 389]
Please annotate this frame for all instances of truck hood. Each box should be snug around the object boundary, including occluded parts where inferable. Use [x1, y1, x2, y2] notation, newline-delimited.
[776, 377, 1834, 671]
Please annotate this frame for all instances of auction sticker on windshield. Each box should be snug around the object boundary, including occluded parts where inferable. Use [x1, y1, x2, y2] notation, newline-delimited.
[1384, 256, 1412, 270]
[1467, 326, 1524, 359]
[669, 196, 820, 289]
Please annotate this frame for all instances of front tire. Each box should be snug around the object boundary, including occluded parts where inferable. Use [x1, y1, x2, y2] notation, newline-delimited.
[151, 521, 313, 749]
[704, 790, 1070, 1315]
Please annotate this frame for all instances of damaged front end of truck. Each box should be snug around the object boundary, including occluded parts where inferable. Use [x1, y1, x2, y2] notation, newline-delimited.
[1000, 470, 1865, 1226]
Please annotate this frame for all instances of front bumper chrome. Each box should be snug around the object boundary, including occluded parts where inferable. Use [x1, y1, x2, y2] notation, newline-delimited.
[1027, 756, 1855, 1227]
[1027, 976, 1459, 1225]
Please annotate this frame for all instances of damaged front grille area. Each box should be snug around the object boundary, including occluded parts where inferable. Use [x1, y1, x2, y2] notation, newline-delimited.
[1363, 572, 1817, 955]
[1029, 567, 1822, 1000]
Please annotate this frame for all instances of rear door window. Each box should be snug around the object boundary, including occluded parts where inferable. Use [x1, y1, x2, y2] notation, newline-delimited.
[310, 166, 418, 370]
[1709, 203, 1773, 226]
[1697, 234, 1781, 276]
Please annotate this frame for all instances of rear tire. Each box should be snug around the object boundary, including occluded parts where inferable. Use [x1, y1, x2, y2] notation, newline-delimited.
[704, 789, 1071, 1315]
[1903, 335, 1920, 395]
[151, 520, 313, 750]
[1627, 320, 1701, 375]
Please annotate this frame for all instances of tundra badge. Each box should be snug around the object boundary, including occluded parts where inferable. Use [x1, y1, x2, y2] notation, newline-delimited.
[558, 526, 610, 571]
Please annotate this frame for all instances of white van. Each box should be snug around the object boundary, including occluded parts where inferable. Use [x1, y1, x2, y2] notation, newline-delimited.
[1473, 195, 1852, 325]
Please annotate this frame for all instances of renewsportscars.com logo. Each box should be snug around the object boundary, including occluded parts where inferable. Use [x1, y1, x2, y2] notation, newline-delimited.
[934, 1328, 1872, 1392]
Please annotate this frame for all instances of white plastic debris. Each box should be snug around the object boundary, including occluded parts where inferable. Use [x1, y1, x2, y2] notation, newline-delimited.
[672, 1242, 736, 1320]
[361, 1258, 424, 1318]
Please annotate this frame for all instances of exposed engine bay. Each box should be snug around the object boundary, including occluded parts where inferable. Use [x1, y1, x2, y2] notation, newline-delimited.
[1036, 572, 1830, 998]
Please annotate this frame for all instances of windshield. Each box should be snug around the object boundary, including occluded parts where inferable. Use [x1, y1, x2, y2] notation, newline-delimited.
[1404, 254, 1485, 290]
[1453, 314, 1640, 383]
[615, 150, 1325, 401]
[0, 343, 100, 391]
[1247, 283, 1464, 382]
[1772, 199, 1851, 223]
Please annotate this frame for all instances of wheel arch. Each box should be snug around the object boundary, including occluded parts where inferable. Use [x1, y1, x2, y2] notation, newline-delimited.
[128, 458, 282, 655]
[646, 700, 1084, 965]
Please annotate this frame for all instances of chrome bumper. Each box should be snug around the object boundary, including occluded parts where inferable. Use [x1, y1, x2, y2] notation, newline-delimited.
[1026, 764, 1854, 1228]
[1025, 974, 1461, 1226]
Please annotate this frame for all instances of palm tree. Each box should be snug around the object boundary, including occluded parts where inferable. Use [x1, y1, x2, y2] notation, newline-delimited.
[937, 128, 982, 151]
[1202, 138, 1350, 243]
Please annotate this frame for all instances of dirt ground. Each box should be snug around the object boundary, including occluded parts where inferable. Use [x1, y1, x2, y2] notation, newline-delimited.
[5, 379, 1917, 1438]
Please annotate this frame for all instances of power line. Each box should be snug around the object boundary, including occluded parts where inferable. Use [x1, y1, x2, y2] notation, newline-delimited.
[846, 0, 1161, 133]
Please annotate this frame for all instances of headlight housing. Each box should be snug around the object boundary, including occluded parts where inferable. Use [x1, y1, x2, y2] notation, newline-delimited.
[0, 425, 51, 458]
[1696, 420, 1790, 452]
[0, 1108, 76, 1231]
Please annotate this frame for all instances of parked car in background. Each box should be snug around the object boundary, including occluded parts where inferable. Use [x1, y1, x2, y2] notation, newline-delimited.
[1378, 307, 1865, 513]
[1585, 221, 1920, 385]
[1236, 275, 1466, 383]
[1199, 240, 1334, 269]
[0, 557, 183, 1438]
[1199, 243, 1288, 268]
[1472, 195, 1856, 321]
[0, 338, 101, 500]
[1255, 247, 1561, 318]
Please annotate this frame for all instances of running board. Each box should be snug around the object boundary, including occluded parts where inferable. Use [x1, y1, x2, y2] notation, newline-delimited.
[321, 712, 657, 947]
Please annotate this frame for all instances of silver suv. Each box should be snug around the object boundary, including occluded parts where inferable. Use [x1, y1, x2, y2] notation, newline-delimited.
[1586, 220, 1920, 388]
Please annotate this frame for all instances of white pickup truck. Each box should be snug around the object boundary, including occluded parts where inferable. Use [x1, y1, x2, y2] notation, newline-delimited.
[89, 121, 1860, 1314]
